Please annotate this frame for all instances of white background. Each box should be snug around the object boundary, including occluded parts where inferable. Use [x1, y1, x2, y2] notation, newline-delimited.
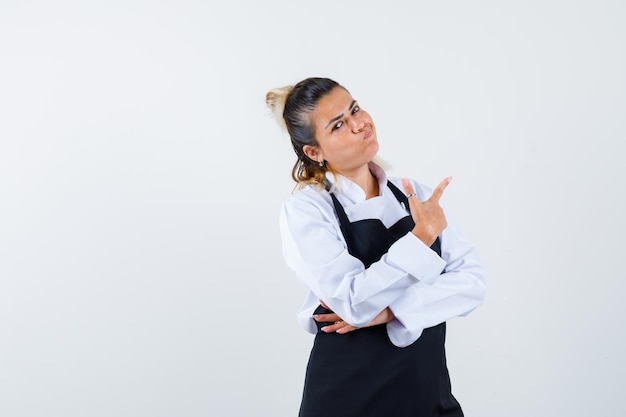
[1, 1, 625, 416]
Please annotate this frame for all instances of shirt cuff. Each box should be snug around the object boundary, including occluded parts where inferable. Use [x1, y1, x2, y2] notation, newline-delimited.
[386, 232, 446, 284]
[386, 317, 424, 348]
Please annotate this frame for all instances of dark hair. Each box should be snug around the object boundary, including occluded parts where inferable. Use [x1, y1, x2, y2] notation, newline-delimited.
[266, 77, 343, 186]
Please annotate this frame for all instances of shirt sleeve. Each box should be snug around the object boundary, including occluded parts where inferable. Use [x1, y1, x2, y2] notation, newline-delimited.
[386, 212, 487, 347]
[280, 190, 446, 328]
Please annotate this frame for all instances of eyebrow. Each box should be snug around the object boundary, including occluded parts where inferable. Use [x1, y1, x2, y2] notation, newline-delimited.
[325, 100, 357, 129]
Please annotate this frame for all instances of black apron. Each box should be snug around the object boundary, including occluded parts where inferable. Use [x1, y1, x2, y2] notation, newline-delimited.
[298, 181, 463, 417]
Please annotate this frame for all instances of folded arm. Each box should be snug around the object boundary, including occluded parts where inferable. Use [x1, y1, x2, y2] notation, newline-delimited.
[280, 193, 445, 328]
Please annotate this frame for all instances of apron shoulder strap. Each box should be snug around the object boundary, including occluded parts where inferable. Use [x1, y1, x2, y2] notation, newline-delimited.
[386, 180, 410, 213]
[325, 183, 351, 226]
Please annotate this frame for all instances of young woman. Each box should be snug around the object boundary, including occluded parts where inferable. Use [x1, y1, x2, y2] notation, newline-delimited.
[266, 77, 486, 417]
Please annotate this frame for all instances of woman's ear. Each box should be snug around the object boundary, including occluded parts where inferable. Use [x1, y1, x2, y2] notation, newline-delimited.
[303, 145, 322, 164]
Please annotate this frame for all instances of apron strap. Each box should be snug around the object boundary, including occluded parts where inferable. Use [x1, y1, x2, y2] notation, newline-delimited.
[386, 180, 410, 213]
[328, 180, 411, 225]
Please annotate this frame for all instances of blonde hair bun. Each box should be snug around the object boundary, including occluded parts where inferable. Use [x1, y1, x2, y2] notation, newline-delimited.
[265, 85, 293, 131]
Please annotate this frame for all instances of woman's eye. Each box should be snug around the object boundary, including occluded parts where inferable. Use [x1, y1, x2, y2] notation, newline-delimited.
[352, 106, 360, 114]
[333, 121, 343, 131]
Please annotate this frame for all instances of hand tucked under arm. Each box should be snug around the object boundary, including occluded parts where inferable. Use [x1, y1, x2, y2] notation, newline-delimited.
[314, 300, 396, 334]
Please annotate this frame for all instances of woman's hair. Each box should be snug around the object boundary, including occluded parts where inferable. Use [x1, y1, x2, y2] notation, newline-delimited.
[266, 77, 343, 187]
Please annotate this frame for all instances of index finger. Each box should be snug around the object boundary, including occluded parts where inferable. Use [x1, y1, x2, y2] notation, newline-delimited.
[429, 176, 452, 202]
[313, 313, 341, 322]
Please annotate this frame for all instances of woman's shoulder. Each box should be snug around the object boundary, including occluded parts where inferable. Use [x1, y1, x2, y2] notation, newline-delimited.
[284, 183, 326, 202]
[280, 183, 339, 227]
[281, 183, 333, 212]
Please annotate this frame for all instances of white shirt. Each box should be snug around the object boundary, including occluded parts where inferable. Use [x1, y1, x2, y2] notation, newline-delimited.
[279, 162, 486, 348]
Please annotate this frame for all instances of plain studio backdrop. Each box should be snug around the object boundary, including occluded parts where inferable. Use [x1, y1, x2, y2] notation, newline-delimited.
[1, 1, 624, 416]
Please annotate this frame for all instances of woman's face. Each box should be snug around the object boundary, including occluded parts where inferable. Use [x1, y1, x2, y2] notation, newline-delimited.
[306, 87, 379, 175]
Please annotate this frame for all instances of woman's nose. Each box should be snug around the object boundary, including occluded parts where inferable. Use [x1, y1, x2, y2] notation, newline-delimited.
[350, 117, 365, 133]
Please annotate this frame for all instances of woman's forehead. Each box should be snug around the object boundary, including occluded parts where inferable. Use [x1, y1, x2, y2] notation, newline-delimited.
[314, 88, 354, 119]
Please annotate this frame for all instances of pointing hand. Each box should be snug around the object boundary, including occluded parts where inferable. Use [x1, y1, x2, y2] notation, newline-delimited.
[402, 177, 451, 246]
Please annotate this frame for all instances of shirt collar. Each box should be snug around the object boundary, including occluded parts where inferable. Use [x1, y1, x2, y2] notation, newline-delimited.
[324, 161, 388, 204]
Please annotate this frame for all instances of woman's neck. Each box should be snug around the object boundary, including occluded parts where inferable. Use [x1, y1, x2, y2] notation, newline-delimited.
[344, 164, 379, 199]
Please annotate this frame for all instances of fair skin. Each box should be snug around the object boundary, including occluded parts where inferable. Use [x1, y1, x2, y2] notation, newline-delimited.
[303, 86, 452, 334]
[303, 87, 380, 198]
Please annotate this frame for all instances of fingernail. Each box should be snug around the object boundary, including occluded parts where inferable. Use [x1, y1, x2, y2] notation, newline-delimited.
[321, 326, 329, 332]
